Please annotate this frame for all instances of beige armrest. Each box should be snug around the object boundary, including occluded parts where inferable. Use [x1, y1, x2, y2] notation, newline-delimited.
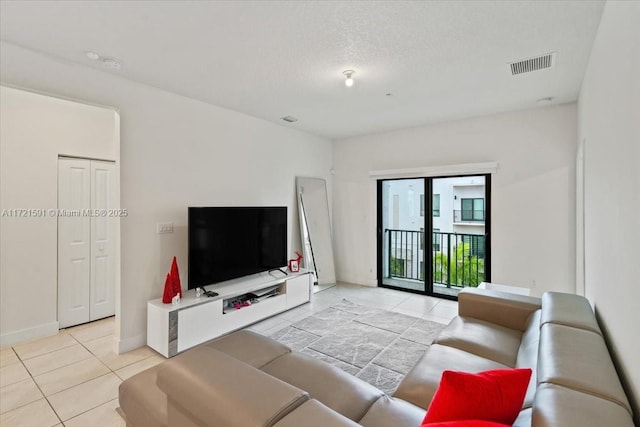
[157, 346, 308, 427]
[458, 288, 541, 331]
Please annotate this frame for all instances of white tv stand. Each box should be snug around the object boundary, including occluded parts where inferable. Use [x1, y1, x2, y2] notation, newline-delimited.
[147, 270, 312, 357]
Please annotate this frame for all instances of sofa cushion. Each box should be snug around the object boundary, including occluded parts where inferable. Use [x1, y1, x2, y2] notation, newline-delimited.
[358, 395, 426, 427]
[118, 365, 167, 427]
[273, 400, 361, 427]
[422, 368, 531, 425]
[394, 344, 509, 410]
[262, 352, 383, 422]
[532, 383, 635, 427]
[538, 323, 632, 414]
[515, 309, 541, 408]
[157, 346, 309, 427]
[205, 329, 291, 368]
[540, 292, 601, 335]
[434, 316, 522, 366]
[513, 408, 531, 427]
[458, 288, 542, 331]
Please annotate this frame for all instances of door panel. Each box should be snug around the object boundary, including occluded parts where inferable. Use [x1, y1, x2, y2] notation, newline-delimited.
[58, 158, 116, 328]
[380, 179, 426, 292]
[430, 176, 488, 298]
[90, 161, 116, 321]
[58, 158, 91, 328]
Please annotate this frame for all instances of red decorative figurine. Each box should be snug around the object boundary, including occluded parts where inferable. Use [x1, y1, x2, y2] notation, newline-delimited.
[288, 251, 303, 272]
[162, 256, 183, 304]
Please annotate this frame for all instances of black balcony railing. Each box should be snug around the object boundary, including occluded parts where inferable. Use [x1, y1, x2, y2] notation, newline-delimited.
[453, 209, 484, 222]
[385, 229, 485, 288]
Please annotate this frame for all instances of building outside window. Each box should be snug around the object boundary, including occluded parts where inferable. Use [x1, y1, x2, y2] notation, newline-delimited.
[461, 198, 484, 221]
[433, 194, 440, 217]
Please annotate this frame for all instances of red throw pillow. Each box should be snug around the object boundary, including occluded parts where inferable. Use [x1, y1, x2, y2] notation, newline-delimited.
[422, 421, 511, 427]
[422, 368, 532, 425]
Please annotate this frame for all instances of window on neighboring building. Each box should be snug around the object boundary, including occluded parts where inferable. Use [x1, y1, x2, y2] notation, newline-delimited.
[433, 194, 440, 217]
[433, 228, 441, 251]
[461, 198, 484, 221]
[420, 194, 424, 217]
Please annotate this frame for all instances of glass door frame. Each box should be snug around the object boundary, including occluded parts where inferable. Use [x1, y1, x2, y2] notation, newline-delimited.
[376, 174, 491, 300]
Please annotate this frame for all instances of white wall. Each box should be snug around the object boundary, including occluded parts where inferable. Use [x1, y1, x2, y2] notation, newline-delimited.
[0, 86, 119, 346]
[0, 42, 333, 351]
[333, 104, 577, 295]
[578, 1, 640, 421]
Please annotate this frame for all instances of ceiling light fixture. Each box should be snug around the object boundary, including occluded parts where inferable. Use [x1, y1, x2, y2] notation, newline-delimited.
[85, 51, 100, 60]
[343, 70, 355, 87]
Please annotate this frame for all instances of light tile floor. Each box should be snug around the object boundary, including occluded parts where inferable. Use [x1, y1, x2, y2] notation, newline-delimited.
[0, 283, 457, 426]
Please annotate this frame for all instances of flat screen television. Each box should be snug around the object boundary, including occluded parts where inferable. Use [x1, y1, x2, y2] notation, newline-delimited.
[188, 206, 287, 289]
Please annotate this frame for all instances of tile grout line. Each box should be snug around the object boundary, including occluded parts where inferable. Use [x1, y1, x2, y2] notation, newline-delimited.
[49, 372, 117, 424]
[4, 319, 139, 425]
[4, 344, 64, 426]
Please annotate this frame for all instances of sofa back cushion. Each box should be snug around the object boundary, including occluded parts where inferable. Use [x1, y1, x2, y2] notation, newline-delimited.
[157, 346, 309, 427]
[532, 383, 634, 427]
[540, 292, 601, 335]
[261, 352, 383, 422]
[205, 330, 291, 368]
[537, 323, 631, 414]
[434, 316, 522, 367]
[516, 309, 541, 408]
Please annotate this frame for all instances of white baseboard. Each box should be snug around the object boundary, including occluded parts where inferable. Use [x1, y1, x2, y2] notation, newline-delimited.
[0, 321, 60, 347]
[336, 275, 378, 288]
[114, 333, 146, 355]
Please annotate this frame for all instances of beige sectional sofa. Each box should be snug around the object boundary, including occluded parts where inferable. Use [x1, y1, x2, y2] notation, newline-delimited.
[119, 289, 635, 426]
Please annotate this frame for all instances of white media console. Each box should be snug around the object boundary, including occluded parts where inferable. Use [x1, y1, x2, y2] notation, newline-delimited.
[147, 270, 312, 357]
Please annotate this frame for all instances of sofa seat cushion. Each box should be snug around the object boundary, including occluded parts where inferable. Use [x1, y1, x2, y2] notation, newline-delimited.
[118, 365, 167, 427]
[274, 400, 360, 427]
[359, 395, 426, 427]
[434, 316, 522, 367]
[532, 383, 635, 427]
[393, 344, 509, 410]
[205, 330, 291, 368]
[538, 323, 632, 414]
[261, 352, 383, 422]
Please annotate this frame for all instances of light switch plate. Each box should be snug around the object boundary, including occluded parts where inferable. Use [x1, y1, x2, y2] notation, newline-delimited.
[157, 222, 174, 234]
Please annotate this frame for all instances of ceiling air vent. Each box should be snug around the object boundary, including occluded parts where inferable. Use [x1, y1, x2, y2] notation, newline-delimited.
[509, 53, 556, 75]
[281, 116, 298, 123]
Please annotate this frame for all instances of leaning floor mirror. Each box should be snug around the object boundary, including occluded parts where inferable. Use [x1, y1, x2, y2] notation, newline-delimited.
[296, 177, 336, 289]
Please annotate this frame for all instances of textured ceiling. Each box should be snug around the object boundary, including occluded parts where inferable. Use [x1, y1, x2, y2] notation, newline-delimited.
[0, 1, 605, 139]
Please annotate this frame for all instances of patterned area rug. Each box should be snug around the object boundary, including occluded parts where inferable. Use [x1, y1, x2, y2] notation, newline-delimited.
[270, 299, 447, 394]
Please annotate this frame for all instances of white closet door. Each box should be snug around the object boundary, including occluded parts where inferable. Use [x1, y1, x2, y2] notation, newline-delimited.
[58, 158, 91, 328]
[90, 161, 116, 321]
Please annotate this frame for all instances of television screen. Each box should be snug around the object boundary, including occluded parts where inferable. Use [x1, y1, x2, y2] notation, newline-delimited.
[188, 206, 287, 288]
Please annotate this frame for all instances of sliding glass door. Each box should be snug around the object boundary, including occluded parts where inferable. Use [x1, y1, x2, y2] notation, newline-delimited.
[377, 175, 491, 299]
